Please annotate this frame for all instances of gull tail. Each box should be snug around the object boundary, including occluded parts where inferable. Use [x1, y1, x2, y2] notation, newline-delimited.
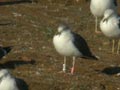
[90, 55, 100, 60]
[82, 54, 100, 60]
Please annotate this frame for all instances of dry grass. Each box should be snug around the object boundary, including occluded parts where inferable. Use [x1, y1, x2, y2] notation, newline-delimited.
[0, 0, 120, 90]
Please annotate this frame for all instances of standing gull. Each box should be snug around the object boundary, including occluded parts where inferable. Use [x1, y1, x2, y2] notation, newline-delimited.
[53, 24, 98, 74]
[0, 69, 28, 90]
[100, 9, 120, 54]
[90, 0, 117, 33]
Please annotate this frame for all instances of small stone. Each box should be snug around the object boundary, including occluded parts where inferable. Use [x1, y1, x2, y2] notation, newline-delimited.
[36, 71, 40, 75]
[99, 47, 102, 51]
[117, 73, 120, 76]
[42, 46, 46, 49]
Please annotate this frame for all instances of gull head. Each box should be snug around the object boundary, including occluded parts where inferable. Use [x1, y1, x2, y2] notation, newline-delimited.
[104, 9, 115, 19]
[0, 69, 10, 79]
[58, 24, 70, 33]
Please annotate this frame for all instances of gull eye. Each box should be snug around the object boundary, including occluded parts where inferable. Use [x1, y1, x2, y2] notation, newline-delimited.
[103, 18, 108, 22]
[55, 31, 61, 35]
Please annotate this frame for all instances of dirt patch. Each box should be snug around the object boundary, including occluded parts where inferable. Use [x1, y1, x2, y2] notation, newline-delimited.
[0, 0, 120, 90]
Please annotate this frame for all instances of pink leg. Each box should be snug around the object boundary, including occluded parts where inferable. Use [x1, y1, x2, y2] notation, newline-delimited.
[71, 56, 75, 75]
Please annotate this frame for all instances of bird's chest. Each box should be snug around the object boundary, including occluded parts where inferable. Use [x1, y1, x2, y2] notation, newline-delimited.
[54, 35, 72, 49]
[101, 19, 120, 38]
[91, 0, 112, 16]
[0, 79, 18, 90]
[91, 0, 111, 8]
[53, 34, 76, 56]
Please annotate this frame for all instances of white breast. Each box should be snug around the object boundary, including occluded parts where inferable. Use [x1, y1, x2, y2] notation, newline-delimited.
[90, 0, 116, 17]
[53, 32, 82, 57]
[0, 77, 18, 90]
[100, 17, 120, 39]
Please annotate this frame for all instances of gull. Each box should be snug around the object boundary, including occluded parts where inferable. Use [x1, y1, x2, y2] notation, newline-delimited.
[90, 0, 117, 33]
[0, 46, 13, 59]
[100, 9, 120, 54]
[0, 69, 28, 90]
[0, 69, 19, 90]
[53, 24, 99, 74]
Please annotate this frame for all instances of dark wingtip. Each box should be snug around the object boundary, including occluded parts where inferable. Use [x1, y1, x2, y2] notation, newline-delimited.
[81, 55, 100, 60]
[91, 55, 100, 60]
[3, 46, 13, 53]
[0, 46, 13, 59]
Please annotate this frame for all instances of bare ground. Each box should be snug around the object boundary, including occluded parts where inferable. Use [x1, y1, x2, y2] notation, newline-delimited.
[0, 0, 120, 90]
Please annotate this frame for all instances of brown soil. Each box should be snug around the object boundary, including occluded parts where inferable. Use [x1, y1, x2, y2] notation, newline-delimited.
[0, 0, 120, 90]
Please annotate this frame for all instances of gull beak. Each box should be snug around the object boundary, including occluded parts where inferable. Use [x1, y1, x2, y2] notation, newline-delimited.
[55, 31, 58, 35]
[55, 31, 61, 35]
[103, 18, 108, 22]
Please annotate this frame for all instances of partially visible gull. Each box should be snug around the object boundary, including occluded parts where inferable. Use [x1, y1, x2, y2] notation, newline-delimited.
[53, 24, 99, 74]
[90, 0, 117, 33]
[0, 69, 18, 90]
[0, 46, 13, 59]
[100, 9, 120, 54]
[0, 69, 28, 90]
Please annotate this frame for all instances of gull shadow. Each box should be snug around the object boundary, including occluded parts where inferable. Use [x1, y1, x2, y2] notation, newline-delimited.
[0, 22, 13, 26]
[15, 78, 29, 90]
[0, 0, 32, 6]
[0, 20, 15, 26]
[101, 66, 120, 75]
[0, 60, 35, 69]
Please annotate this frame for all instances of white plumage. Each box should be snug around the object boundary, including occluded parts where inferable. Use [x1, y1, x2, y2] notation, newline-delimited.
[90, 0, 117, 33]
[53, 24, 98, 74]
[0, 69, 19, 90]
[100, 9, 120, 54]
[53, 27, 82, 57]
